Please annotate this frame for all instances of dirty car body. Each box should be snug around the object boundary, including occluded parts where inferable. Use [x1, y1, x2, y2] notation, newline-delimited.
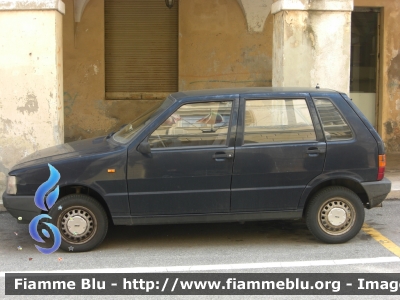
[3, 88, 392, 251]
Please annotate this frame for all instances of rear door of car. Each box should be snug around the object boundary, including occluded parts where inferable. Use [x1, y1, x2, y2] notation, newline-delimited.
[231, 92, 326, 212]
[311, 93, 378, 181]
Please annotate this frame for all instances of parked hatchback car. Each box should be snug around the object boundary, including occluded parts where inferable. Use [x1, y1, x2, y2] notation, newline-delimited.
[3, 88, 391, 252]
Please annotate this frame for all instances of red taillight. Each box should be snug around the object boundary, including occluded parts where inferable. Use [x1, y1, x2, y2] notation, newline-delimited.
[377, 154, 386, 181]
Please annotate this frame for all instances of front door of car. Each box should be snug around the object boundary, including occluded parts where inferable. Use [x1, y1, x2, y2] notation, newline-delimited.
[231, 95, 326, 212]
[127, 98, 238, 216]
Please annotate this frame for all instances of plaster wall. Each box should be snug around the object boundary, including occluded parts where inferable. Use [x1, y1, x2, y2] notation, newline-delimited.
[354, 0, 400, 153]
[179, 0, 273, 91]
[0, 10, 64, 196]
[273, 9, 351, 94]
[63, 0, 274, 142]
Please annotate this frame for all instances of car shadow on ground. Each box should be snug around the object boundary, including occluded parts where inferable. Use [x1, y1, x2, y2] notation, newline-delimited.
[100, 219, 317, 250]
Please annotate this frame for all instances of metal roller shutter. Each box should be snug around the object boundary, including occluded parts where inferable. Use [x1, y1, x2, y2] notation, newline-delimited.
[105, 0, 178, 95]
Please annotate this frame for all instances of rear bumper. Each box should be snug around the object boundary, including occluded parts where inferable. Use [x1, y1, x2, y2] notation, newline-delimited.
[361, 178, 392, 208]
[2, 192, 40, 224]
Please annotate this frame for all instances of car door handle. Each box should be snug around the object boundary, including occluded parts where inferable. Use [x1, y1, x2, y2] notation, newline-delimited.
[307, 147, 325, 155]
[213, 152, 234, 161]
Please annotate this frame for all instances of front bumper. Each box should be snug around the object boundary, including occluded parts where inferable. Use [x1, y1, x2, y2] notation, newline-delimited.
[2, 192, 41, 224]
[361, 177, 392, 208]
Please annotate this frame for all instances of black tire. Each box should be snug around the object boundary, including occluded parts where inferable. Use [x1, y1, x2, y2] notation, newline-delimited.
[305, 186, 364, 243]
[48, 194, 108, 252]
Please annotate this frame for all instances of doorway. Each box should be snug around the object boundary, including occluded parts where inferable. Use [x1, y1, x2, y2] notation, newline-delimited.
[350, 7, 380, 128]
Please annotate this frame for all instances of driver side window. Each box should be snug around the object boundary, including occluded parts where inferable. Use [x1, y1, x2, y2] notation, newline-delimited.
[149, 101, 233, 149]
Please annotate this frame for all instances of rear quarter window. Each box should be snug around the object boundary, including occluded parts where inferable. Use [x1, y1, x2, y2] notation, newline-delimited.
[313, 98, 353, 141]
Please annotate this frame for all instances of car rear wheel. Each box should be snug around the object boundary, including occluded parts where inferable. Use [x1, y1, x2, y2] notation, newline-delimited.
[48, 194, 108, 252]
[305, 186, 364, 243]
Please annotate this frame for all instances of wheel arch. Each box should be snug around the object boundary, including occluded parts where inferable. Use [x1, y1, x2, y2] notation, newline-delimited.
[302, 178, 368, 217]
[54, 184, 114, 225]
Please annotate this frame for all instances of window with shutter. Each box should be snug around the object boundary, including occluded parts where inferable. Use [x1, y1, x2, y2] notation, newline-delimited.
[105, 0, 178, 99]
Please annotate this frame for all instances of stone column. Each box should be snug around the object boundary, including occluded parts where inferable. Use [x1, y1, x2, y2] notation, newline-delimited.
[272, 0, 353, 93]
[0, 0, 65, 203]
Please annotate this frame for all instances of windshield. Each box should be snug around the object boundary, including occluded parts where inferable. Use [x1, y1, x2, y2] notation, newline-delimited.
[112, 97, 175, 144]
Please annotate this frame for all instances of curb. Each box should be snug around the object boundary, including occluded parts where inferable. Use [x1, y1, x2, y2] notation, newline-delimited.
[387, 190, 400, 200]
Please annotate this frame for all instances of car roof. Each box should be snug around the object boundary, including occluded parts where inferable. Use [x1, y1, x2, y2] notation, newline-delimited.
[170, 87, 338, 101]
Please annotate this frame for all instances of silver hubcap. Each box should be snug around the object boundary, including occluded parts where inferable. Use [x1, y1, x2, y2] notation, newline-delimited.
[67, 216, 87, 235]
[59, 206, 97, 244]
[327, 208, 347, 226]
[318, 197, 356, 235]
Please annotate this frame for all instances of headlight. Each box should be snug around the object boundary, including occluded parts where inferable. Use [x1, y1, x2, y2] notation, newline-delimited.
[6, 176, 17, 194]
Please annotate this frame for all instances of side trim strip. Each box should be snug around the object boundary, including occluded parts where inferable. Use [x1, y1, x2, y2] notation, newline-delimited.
[113, 210, 303, 225]
[129, 189, 230, 196]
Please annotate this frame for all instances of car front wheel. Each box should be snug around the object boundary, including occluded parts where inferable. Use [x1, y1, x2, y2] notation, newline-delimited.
[48, 194, 108, 252]
[305, 186, 365, 243]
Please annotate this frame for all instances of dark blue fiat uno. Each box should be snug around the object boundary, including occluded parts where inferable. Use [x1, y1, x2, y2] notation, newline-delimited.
[3, 88, 391, 251]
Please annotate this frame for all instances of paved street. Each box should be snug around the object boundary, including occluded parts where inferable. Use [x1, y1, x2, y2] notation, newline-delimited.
[1, 199, 400, 299]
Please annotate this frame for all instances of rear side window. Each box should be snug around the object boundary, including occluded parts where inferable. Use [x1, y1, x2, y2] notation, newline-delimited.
[244, 99, 316, 144]
[313, 98, 353, 140]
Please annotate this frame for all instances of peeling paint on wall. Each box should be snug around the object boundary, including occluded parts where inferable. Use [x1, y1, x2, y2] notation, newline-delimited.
[384, 120, 400, 152]
[385, 120, 394, 135]
[388, 53, 400, 83]
[17, 93, 39, 114]
[0, 118, 12, 134]
[93, 64, 98, 75]
[0, 9, 64, 200]
[273, 8, 351, 93]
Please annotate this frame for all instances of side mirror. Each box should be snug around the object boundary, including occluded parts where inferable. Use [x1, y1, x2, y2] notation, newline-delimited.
[137, 141, 151, 155]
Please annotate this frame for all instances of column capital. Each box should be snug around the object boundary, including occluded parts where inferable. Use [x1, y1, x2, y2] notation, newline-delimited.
[0, 0, 65, 14]
[271, 0, 353, 14]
